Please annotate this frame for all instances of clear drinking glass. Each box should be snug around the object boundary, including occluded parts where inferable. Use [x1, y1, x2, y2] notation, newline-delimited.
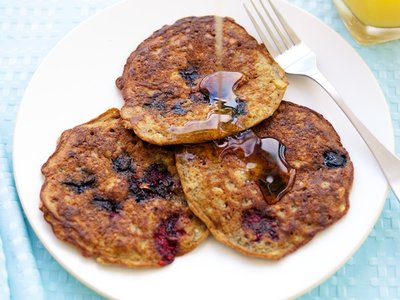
[333, 0, 400, 45]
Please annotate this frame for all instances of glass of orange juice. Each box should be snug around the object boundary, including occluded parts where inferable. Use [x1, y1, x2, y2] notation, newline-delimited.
[333, 0, 400, 44]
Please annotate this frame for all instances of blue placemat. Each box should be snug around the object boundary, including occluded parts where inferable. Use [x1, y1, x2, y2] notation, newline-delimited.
[1, 0, 399, 299]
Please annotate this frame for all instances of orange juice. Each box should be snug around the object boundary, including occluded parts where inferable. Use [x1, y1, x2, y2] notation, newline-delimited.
[334, 0, 400, 44]
[344, 0, 400, 27]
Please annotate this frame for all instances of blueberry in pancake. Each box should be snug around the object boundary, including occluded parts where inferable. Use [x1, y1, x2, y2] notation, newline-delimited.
[175, 101, 353, 259]
[116, 16, 288, 145]
[40, 108, 208, 267]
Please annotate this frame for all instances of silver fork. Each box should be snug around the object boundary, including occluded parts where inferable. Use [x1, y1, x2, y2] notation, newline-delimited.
[244, 0, 400, 201]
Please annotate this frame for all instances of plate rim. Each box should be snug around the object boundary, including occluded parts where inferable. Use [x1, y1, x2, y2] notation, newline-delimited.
[12, 0, 393, 299]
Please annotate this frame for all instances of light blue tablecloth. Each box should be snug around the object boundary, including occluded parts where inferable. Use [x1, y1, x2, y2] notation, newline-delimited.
[1, 0, 399, 299]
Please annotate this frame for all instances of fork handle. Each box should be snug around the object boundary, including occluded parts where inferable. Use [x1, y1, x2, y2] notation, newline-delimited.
[309, 71, 400, 201]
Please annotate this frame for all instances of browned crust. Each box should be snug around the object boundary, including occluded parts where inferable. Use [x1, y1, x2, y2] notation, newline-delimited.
[117, 16, 288, 145]
[175, 101, 353, 259]
[40, 108, 208, 268]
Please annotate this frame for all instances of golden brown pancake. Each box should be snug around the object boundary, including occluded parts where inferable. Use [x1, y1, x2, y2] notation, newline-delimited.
[40, 109, 208, 267]
[175, 101, 353, 259]
[116, 16, 287, 145]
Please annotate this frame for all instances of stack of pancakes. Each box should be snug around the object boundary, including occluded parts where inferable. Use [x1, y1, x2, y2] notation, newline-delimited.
[40, 16, 353, 268]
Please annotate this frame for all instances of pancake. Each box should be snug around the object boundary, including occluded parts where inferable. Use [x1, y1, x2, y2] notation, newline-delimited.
[40, 108, 208, 267]
[175, 101, 353, 259]
[116, 16, 288, 145]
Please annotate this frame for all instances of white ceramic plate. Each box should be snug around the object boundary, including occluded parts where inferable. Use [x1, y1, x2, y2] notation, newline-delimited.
[13, 0, 393, 299]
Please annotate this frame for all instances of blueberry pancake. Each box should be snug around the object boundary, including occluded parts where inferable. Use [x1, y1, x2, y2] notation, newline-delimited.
[116, 16, 288, 145]
[175, 101, 353, 259]
[40, 109, 208, 267]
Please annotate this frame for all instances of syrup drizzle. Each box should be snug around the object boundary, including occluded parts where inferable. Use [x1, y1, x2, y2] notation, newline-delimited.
[200, 71, 243, 111]
[215, 130, 296, 205]
[169, 71, 243, 134]
[214, 15, 224, 71]
[169, 111, 232, 133]
[169, 16, 245, 135]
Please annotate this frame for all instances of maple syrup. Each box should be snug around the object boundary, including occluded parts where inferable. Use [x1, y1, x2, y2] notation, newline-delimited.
[169, 71, 244, 134]
[215, 130, 295, 204]
[169, 111, 232, 134]
[200, 71, 243, 111]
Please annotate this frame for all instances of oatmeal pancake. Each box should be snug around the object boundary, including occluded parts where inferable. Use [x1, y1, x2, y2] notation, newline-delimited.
[175, 101, 353, 259]
[40, 108, 208, 267]
[116, 16, 287, 145]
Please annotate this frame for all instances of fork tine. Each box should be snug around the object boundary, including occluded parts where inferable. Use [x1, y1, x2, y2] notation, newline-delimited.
[243, 3, 279, 57]
[266, 0, 301, 45]
[259, 0, 291, 49]
[249, 0, 285, 53]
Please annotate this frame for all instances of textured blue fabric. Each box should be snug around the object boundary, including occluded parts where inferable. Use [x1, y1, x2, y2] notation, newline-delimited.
[0, 133, 43, 299]
[0, 236, 10, 299]
[1, 0, 399, 299]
